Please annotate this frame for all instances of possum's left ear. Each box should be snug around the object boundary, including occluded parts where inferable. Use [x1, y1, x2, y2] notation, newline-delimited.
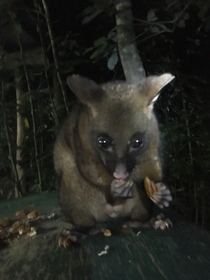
[141, 73, 175, 105]
[67, 75, 105, 104]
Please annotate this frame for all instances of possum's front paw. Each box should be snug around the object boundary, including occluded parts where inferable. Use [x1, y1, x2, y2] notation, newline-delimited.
[144, 177, 172, 208]
[110, 179, 134, 198]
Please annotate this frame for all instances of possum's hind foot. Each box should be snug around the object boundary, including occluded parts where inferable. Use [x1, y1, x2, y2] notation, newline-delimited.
[150, 213, 173, 230]
[58, 229, 86, 248]
[58, 227, 103, 248]
[122, 213, 173, 230]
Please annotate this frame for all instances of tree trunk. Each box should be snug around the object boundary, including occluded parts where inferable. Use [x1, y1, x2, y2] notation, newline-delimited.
[15, 68, 26, 196]
[0, 71, 23, 198]
[115, 0, 146, 83]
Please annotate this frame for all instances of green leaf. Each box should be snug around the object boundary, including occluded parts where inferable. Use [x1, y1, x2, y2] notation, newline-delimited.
[93, 37, 107, 47]
[24, 118, 30, 129]
[147, 9, 158, 22]
[107, 51, 118, 71]
[81, 9, 102, 25]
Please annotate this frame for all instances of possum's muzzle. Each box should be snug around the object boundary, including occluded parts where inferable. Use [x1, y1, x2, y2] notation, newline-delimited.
[110, 162, 134, 198]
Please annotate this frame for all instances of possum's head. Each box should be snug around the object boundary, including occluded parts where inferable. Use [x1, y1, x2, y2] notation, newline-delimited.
[67, 74, 174, 188]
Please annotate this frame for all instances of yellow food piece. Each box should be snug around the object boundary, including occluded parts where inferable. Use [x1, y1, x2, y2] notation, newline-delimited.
[103, 229, 112, 237]
[144, 176, 158, 199]
[27, 210, 40, 219]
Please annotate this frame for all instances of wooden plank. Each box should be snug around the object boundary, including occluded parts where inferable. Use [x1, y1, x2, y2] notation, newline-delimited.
[0, 192, 210, 280]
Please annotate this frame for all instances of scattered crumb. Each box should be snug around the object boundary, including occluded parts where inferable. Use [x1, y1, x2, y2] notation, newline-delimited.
[98, 245, 110, 256]
[27, 228, 37, 237]
[0, 208, 57, 248]
[15, 210, 27, 218]
[19, 226, 31, 235]
[27, 210, 41, 220]
[0, 217, 11, 227]
[104, 245, 109, 251]
[47, 213, 56, 219]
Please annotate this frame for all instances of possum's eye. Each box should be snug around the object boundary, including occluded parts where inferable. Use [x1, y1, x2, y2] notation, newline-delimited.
[97, 134, 113, 151]
[129, 133, 144, 151]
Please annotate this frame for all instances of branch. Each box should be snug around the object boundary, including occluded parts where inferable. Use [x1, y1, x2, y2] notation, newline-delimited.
[41, 0, 69, 114]
[34, 0, 59, 125]
[134, 2, 191, 38]
[0, 48, 44, 70]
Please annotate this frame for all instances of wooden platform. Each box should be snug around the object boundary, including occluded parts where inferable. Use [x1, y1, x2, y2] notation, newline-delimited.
[0, 192, 210, 280]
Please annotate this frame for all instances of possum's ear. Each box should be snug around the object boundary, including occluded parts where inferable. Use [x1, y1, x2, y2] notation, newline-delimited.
[67, 75, 105, 104]
[141, 73, 175, 105]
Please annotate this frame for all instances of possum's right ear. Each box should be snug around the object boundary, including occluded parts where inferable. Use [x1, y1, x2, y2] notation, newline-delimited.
[141, 73, 175, 106]
[67, 75, 104, 104]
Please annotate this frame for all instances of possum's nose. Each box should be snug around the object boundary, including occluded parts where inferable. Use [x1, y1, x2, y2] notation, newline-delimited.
[113, 162, 129, 180]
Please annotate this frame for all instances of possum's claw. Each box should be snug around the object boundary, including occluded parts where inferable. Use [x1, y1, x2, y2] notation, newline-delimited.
[150, 214, 173, 230]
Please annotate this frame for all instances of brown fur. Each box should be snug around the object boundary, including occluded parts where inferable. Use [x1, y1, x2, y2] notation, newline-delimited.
[54, 74, 174, 228]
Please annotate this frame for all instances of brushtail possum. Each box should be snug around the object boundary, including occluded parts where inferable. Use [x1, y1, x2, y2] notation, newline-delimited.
[54, 74, 174, 229]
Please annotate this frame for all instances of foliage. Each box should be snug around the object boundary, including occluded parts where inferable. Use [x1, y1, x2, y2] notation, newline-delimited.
[131, 0, 210, 228]
[0, 0, 209, 228]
